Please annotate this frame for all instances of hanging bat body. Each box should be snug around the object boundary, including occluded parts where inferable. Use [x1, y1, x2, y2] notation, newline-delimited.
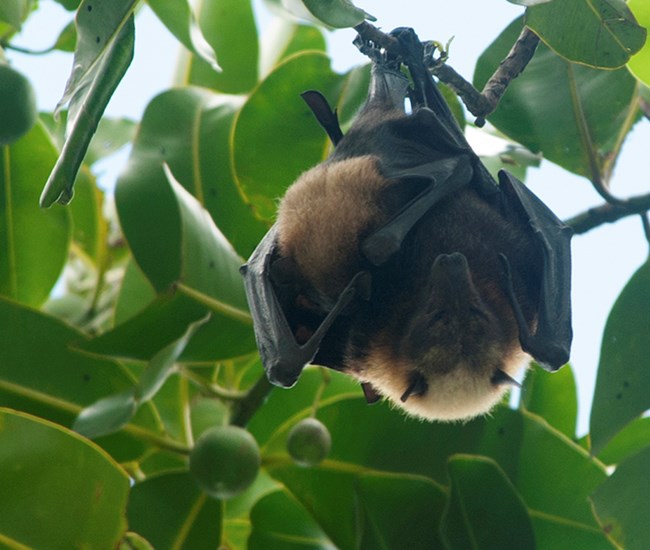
[240, 28, 572, 421]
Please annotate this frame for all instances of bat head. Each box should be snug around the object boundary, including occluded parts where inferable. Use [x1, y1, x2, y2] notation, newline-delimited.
[348, 252, 528, 421]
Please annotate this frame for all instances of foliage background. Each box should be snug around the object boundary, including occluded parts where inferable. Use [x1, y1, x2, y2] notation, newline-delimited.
[1, 0, 650, 548]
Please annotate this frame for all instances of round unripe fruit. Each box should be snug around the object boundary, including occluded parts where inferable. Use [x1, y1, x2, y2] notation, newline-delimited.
[189, 426, 260, 499]
[287, 418, 332, 466]
[0, 63, 37, 146]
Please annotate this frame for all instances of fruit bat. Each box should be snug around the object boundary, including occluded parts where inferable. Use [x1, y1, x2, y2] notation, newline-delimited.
[240, 27, 572, 421]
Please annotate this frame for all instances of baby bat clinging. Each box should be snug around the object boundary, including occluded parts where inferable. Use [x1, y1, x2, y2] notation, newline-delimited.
[240, 27, 573, 421]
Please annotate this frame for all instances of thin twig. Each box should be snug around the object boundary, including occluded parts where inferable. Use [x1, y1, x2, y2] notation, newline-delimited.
[565, 192, 650, 234]
[352, 22, 540, 125]
[230, 375, 274, 427]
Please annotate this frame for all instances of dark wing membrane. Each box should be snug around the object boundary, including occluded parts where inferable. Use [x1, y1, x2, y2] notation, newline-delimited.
[498, 170, 573, 370]
[241, 225, 368, 386]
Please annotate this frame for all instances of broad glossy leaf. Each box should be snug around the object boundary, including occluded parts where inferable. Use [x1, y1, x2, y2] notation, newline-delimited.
[474, 17, 640, 181]
[267, 466, 446, 549]
[116, 87, 266, 259]
[249, 489, 335, 549]
[114, 258, 157, 325]
[82, 289, 256, 362]
[590, 259, 650, 454]
[0, 0, 30, 29]
[0, 297, 163, 462]
[67, 166, 105, 260]
[596, 417, 650, 466]
[146, 0, 219, 71]
[627, 0, 650, 86]
[261, 396, 606, 529]
[302, 0, 374, 28]
[75, 315, 206, 438]
[232, 52, 347, 221]
[591, 445, 650, 550]
[521, 363, 578, 438]
[175, 0, 257, 93]
[530, 514, 612, 549]
[0, 408, 129, 548]
[526, 0, 646, 68]
[54, 0, 81, 10]
[259, 20, 326, 78]
[0, 122, 71, 306]
[263, 0, 373, 28]
[54, 20, 77, 52]
[127, 471, 223, 549]
[41, 11, 135, 206]
[41, 111, 136, 167]
[441, 455, 535, 550]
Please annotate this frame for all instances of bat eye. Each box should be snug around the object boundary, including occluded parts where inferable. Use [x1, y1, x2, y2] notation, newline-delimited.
[401, 372, 428, 402]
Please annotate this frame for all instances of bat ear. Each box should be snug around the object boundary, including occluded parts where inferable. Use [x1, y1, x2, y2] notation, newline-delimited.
[301, 90, 344, 145]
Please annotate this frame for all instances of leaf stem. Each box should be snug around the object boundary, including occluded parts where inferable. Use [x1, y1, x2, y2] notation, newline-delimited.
[230, 375, 274, 427]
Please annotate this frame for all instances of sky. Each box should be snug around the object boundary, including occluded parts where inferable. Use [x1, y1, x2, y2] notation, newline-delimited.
[8, 0, 650, 434]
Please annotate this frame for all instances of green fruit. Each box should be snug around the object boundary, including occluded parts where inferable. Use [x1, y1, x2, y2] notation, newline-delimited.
[0, 63, 37, 146]
[189, 426, 260, 499]
[287, 418, 332, 466]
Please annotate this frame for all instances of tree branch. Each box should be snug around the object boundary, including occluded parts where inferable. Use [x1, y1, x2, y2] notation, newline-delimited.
[353, 22, 539, 126]
[230, 374, 274, 428]
[565, 191, 650, 235]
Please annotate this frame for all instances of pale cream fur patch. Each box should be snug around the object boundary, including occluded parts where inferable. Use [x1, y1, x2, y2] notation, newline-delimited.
[351, 343, 529, 422]
[277, 156, 391, 298]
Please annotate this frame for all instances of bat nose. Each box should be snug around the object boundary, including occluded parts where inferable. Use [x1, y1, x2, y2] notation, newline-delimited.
[433, 252, 469, 276]
[428, 253, 479, 312]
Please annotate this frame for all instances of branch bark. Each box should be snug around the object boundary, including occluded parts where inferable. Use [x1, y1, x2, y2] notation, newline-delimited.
[353, 22, 539, 125]
[565, 191, 650, 234]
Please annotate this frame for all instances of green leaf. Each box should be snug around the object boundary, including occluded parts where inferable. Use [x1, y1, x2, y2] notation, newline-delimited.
[41, 7, 135, 206]
[116, 86, 266, 260]
[53, 20, 77, 52]
[259, 388, 607, 532]
[596, 417, 650, 466]
[146, 0, 219, 72]
[302, 0, 374, 28]
[474, 16, 640, 182]
[0, 297, 162, 462]
[249, 489, 335, 549]
[525, 0, 647, 68]
[0, 122, 71, 306]
[441, 455, 535, 550]
[627, 0, 650, 86]
[75, 315, 207, 438]
[115, 136, 254, 358]
[175, 0, 258, 93]
[80, 290, 256, 362]
[521, 364, 578, 438]
[0, 0, 31, 30]
[263, 0, 373, 28]
[41, 111, 136, 167]
[114, 258, 157, 325]
[591, 445, 650, 550]
[0, 408, 129, 548]
[590, 258, 650, 454]
[267, 466, 446, 549]
[127, 471, 223, 549]
[232, 52, 346, 221]
[259, 20, 326, 78]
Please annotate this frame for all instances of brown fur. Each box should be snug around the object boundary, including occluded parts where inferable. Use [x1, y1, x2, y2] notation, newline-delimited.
[277, 156, 392, 299]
